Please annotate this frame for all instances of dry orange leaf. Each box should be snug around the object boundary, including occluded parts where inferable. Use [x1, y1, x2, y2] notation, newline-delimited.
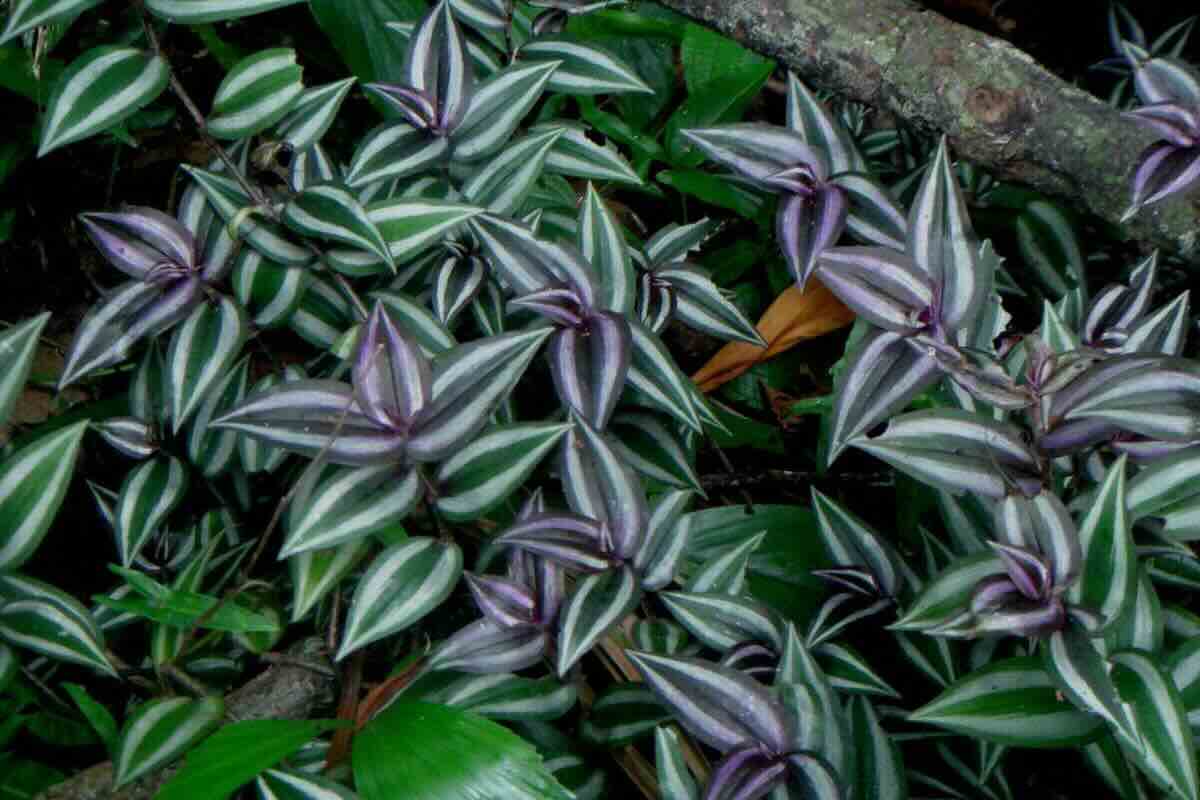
[691, 279, 855, 393]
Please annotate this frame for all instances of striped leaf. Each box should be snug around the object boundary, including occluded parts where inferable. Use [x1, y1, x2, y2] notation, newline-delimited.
[654, 726, 698, 800]
[462, 128, 563, 215]
[544, 313, 631, 430]
[1111, 649, 1200, 800]
[453, 61, 560, 162]
[181, 166, 314, 267]
[436, 422, 570, 521]
[429, 619, 549, 674]
[610, 412, 702, 493]
[470, 213, 598, 300]
[39, 46, 169, 156]
[892, 552, 1005, 632]
[289, 539, 370, 623]
[208, 48, 303, 139]
[275, 78, 356, 151]
[580, 685, 669, 747]
[1043, 626, 1133, 739]
[633, 489, 694, 591]
[419, 673, 576, 721]
[96, 417, 157, 460]
[337, 537, 463, 659]
[1128, 447, 1200, 535]
[660, 591, 781, 652]
[151, 536, 221, 666]
[407, 327, 554, 463]
[910, 656, 1105, 747]
[0, 312, 49, 428]
[146, 0, 302, 22]
[811, 488, 903, 598]
[531, 121, 641, 185]
[848, 697, 906, 800]
[449, 0, 506, 32]
[366, 199, 484, 265]
[518, 38, 652, 95]
[432, 253, 487, 326]
[238, 366, 304, 473]
[372, 290, 457, 355]
[1106, 567, 1164, 654]
[578, 184, 635, 314]
[0, 421, 88, 570]
[257, 768, 356, 800]
[0, 588, 114, 677]
[629, 650, 791, 755]
[559, 418, 645, 560]
[186, 357, 251, 477]
[281, 464, 421, 557]
[0, 0, 104, 44]
[627, 318, 703, 432]
[232, 248, 308, 329]
[819, 641, 901, 698]
[284, 184, 393, 268]
[684, 532, 762, 595]
[786, 72, 864, 175]
[346, 123, 449, 187]
[113, 696, 224, 787]
[657, 265, 764, 346]
[631, 619, 691, 656]
[1068, 456, 1135, 632]
[113, 456, 189, 567]
[289, 275, 352, 349]
[556, 565, 640, 675]
[0, 643, 15, 693]
[166, 294, 248, 432]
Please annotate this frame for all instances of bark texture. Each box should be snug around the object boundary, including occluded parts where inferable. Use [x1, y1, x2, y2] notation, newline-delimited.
[654, 0, 1200, 264]
[37, 638, 336, 800]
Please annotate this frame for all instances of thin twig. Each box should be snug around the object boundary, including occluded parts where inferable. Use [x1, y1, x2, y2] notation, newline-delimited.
[700, 469, 892, 491]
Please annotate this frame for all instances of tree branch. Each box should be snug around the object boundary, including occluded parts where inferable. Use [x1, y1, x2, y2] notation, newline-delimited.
[36, 638, 336, 800]
[652, 0, 1200, 264]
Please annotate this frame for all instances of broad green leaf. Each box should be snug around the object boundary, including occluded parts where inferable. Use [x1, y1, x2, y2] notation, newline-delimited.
[113, 455, 188, 567]
[556, 565, 641, 675]
[1111, 649, 1200, 800]
[0, 312, 48, 428]
[338, 537, 463, 659]
[166, 294, 248, 432]
[63, 683, 118, 751]
[519, 37, 652, 96]
[207, 48, 303, 139]
[157, 719, 346, 800]
[1069, 456, 1135, 632]
[39, 46, 168, 156]
[0, 421, 88, 570]
[0, 0, 103, 45]
[436, 422, 570, 521]
[910, 656, 1105, 747]
[281, 464, 421, 557]
[310, 0, 424, 83]
[98, 567, 281, 633]
[113, 696, 224, 787]
[353, 701, 571, 800]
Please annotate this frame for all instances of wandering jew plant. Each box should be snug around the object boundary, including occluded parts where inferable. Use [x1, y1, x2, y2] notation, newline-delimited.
[3, 0, 1200, 798]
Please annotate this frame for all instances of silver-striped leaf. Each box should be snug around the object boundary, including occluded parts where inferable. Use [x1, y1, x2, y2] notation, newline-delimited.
[452, 61, 560, 162]
[113, 456, 189, 567]
[346, 123, 450, 188]
[610, 412, 702, 493]
[578, 183, 635, 314]
[145, 0, 303, 22]
[518, 38, 652, 95]
[462, 128, 564, 215]
[626, 318, 703, 432]
[654, 726, 698, 800]
[658, 265, 764, 346]
[239, 366, 305, 474]
[186, 356, 251, 477]
[289, 539, 370, 623]
[283, 184, 393, 269]
[289, 275, 353, 349]
[0, 312, 49, 428]
[436, 422, 570, 521]
[113, 696, 224, 787]
[208, 48, 303, 139]
[558, 417, 646, 560]
[165, 294, 248, 432]
[232, 247, 308, 329]
[532, 121, 641, 185]
[848, 697, 906, 800]
[0, 0, 104, 45]
[1068, 456, 1135, 633]
[337, 537, 463, 659]
[0, 585, 114, 677]
[257, 768, 357, 800]
[0, 421, 88, 570]
[418, 672, 576, 721]
[659, 591, 782, 652]
[556, 565, 640, 676]
[274, 78, 356, 151]
[39, 46, 169, 156]
[365, 199, 485, 266]
[281, 464, 421, 557]
[579, 685, 669, 747]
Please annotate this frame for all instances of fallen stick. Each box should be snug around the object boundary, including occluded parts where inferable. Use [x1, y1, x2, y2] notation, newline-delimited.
[653, 0, 1200, 264]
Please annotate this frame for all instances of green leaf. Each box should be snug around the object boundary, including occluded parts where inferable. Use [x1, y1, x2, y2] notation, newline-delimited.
[848, 696, 907, 800]
[578, 183, 636, 314]
[207, 48, 303, 139]
[519, 37, 652, 96]
[532, 121, 641, 185]
[289, 539, 370, 623]
[910, 656, 1105, 747]
[453, 61, 561, 163]
[1068, 456, 1135, 633]
[63, 682, 118, 751]
[436, 422, 570, 521]
[1111, 649, 1200, 800]
[98, 567, 281, 633]
[0, 421, 88, 570]
[654, 726, 698, 800]
[284, 183, 393, 268]
[146, 0, 303, 22]
[656, 169, 765, 218]
[275, 78, 356, 151]
[166, 294, 248, 432]
[338, 537, 463, 659]
[462, 128, 563, 216]
[610, 412, 701, 493]
[580, 685, 669, 747]
[1043, 626, 1133, 738]
[232, 249, 308, 330]
[39, 46, 168, 156]
[182, 166, 313, 267]
[367, 199, 485, 266]
[310, 0, 425, 84]
[113, 696, 224, 787]
[0, 592, 114, 676]
[417, 673, 577, 722]
[1015, 200, 1084, 297]
[256, 768, 356, 800]
[354, 701, 571, 800]
[282, 464, 421, 557]
[0, 312, 48, 429]
[113, 455, 189, 567]
[157, 719, 345, 800]
[556, 565, 641, 675]
[0, 0, 103, 45]
[892, 552, 1005, 631]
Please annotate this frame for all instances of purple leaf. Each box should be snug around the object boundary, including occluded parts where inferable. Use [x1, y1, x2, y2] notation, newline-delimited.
[1124, 103, 1200, 147]
[777, 185, 848, 288]
[81, 208, 197, 281]
[1127, 141, 1200, 214]
[363, 83, 439, 130]
[831, 172, 907, 251]
[354, 302, 432, 430]
[428, 618, 548, 673]
[816, 246, 932, 333]
[970, 575, 1023, 616]
[682, 124, 828, 188]
[493, 513, 614, 572]
[464, 572, 537, 628]
[1133, 56, 1200, 107]
[703, 745, 786, 800]
[559, 417, 647, 561]
[403, 0, 474, 132]
[989, 542, 1051, 600]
